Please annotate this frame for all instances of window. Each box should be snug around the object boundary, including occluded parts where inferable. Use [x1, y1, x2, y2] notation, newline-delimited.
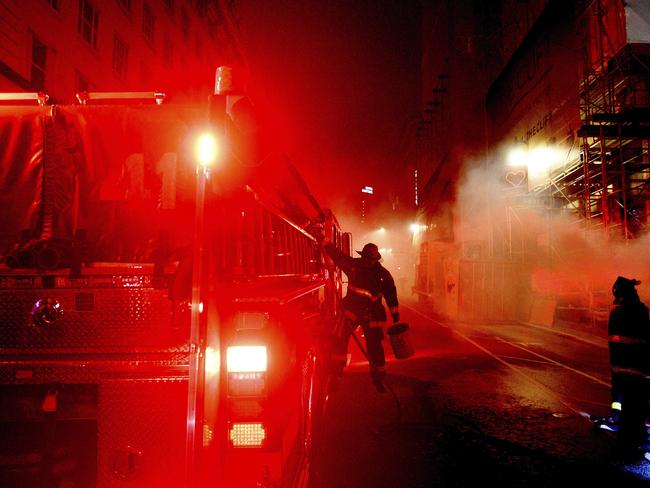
[142, 3, 155, 43]
[76, 70, 93, 92]
[163, 36, 173, 68]
[78, 0, 99, 48]
[31, 35, 47, 91]
[113, 34, 128, 79]
[195, 34, 203, 61]
[140, 61, 151, 84]
[196, 0, 206, 16]
[116, 0, 130, 11]
[181, 10, 189, 41]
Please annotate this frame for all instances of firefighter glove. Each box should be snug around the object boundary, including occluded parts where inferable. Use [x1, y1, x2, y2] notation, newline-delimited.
[309, 223, 326, 244]
[392, 312, 400, 324]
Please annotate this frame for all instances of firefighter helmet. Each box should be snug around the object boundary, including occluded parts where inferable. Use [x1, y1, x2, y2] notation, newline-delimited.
[612, 276, 641, 301]
[356, 243, 381, 261]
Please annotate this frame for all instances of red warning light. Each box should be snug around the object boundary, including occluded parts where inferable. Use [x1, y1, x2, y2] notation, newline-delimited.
[226, 345, 268, 373]
[229, 422, 266, 447]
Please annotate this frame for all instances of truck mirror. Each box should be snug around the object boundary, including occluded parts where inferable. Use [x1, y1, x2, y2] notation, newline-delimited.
[342, 232, 353, 257]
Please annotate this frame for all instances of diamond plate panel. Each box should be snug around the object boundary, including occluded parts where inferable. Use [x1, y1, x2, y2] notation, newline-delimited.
[0, 287, 188, 351]
[0, 358, 188, 385]
[0, 363, 102, 385]
[0, 362, 190, 487]
[0, 417, 97, 487]
[98, 377, 187, 488]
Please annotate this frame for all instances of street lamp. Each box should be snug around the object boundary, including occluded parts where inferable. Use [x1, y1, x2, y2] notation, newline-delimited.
[410, 223, 426, 234]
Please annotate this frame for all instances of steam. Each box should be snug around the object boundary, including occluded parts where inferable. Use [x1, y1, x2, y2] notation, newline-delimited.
[322, 190, 419, 297]
[456, 158, 650, 304]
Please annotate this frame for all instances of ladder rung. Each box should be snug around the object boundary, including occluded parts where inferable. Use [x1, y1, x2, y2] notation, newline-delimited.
[76, 91, 166, 105]
[0, 92, 49, 105]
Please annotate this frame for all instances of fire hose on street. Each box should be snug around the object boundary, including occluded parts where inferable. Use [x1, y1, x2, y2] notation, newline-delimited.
[348, 326, 403, 424]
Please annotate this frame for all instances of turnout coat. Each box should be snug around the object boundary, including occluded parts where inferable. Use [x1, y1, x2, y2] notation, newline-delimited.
[324, 243, 398, 325]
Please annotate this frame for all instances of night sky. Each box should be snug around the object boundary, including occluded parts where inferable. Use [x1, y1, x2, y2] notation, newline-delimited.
[235, 0, 421, 211]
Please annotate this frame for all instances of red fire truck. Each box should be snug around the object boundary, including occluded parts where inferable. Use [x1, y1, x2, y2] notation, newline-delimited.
[0, 84, 349, 487]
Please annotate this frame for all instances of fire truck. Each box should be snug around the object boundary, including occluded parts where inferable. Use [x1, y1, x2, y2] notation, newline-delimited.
[0, 76, 349, 487]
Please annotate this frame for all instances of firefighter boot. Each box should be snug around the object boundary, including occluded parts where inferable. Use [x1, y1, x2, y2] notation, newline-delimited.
[371, 367, 386, 394]
[599, 402, 622, 432]
[597, 415, 619, 433]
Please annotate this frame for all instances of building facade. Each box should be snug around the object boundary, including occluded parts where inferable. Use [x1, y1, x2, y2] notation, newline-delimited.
[413, 0, 650, 327]
[0, 0, 242, 102]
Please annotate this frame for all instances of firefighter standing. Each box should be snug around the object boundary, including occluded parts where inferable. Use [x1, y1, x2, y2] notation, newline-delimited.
[322, 240, 399, 393]
[607, 276, 650, 458]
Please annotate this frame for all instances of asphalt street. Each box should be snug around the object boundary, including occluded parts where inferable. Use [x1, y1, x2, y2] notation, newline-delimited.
[314, 298, 650, 487]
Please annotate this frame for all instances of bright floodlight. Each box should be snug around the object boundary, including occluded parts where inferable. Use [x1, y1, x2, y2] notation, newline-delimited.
[378, 227, 386, 234]
[507, 146, 528, 167]
[195, 132, 218, 167]
[528, 147, 563, 173]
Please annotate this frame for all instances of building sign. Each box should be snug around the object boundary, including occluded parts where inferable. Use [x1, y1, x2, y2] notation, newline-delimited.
[505, 169, 527, 188]
[486, 2, 583, 190]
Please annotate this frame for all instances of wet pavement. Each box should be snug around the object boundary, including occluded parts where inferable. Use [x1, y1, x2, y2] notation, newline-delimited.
[314, 299, 650, 487]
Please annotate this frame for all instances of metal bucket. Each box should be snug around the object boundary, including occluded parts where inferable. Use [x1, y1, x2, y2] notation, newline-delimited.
[387, 323, 414, 359]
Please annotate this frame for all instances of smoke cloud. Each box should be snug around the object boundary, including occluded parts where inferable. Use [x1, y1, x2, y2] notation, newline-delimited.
[455, 157, 650, 307]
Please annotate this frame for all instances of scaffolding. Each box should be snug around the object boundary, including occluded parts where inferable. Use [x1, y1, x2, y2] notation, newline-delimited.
[416, 0, 650, 324]
[556, 2, 648, 329]
[509, 1, 650, 328]
[531, 1, 650, 241]
[577, 39, 650, 240]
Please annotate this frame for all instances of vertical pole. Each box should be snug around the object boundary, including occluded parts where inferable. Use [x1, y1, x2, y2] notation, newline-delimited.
[185, 70, 229, 485]
[618, 126, 629, 240]
[186, 165, 208, 487]
[547, 164, 553, 265]
[582, 141, 592, 222]
[600, 126, 609, 239]
[506, 206, 512, 260]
